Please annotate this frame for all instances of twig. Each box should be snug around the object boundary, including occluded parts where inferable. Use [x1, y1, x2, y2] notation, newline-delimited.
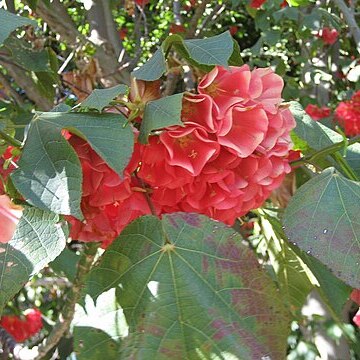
[0, 130, 22, 148]
[34, 243, 99, 360]
[0, 72, 23, 105]
[197, 3, 225, 38]
[136, 174, 157, 216]
[186, 0, 211, 39]
[333, 0, 360, 54]
[290, 134, 360, 170]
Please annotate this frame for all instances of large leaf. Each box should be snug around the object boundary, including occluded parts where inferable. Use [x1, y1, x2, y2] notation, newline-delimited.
[85, 213, 289, 359]
[283, 168, 360, 288]
[12, 112, 134, 217]
[139, 93, 184, 143]
[80, 85, 128, 112]
[0, 8, 36, 45]
[0, 207, 66, 314]
[11, 120, 83, 218]
[36, 112, 134, 177]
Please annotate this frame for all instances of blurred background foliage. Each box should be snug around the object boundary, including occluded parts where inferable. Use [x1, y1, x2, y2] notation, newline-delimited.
[0, 0, 359, 359]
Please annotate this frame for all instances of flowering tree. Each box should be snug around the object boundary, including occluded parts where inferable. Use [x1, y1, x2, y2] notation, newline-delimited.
[0, 0, 359, 359]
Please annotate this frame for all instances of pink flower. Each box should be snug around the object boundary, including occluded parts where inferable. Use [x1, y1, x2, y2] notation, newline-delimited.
[217, 105, 268, 157]
[0, 195, 23, 243]
[318, 27, 339, 45]
[160, 125, 219, 176]
[198, 65, 283, 114]
[305, 104, 331, 121]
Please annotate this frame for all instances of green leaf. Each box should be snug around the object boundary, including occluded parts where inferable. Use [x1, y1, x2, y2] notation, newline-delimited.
[139, 93, 184, 143]
[0, 8, 36, 45]
[11, 120, 83, 218]
[80, 84, 128, 112]
[0, 207, 66, 314]
[85, 213, 289, 359]
[50, 247, 79, 282]
[0, 118, 15, 156]
[132, 48, 166, 81]
[183, 31, 234, 67]
[12, 112, 134, 217]
[259, 210, 315, 313]
[303, 255, 351, 315]
[74, 288, 126, 359]
[37, 112, 134, 177]
[228, 39, 243, 66]
[290, 101, 360, 177]
[283, 168, 360, 288]
[286, 0, 309, 5]
[4, 36, 51, 72]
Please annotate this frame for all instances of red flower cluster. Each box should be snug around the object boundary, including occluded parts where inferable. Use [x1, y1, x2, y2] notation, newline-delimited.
[68, 65, 295, 246]
[0, 309, 43, 342]
[66, 136, 150, 248]
[305, 104, 331, 121]
[318, 27, 339, 45]
[335, 91, 360, 136]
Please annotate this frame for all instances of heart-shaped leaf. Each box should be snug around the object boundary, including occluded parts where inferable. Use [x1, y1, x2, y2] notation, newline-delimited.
[283, 168, 360, 288]
[85, 213, 289, 359]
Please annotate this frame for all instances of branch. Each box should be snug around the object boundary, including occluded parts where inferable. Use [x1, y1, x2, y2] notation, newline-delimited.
[333, 0, 360, 54]
[35, 0, 80, 45]
[34, 243, 99, 360]
[186, 0, 211, 39]
[4, 0, 15, 13]
[0, 61, 53, 110]
[173, 0, 182, 25]
[290, 134, 360, 168]
[0, 71, 23, 106]
[32, 0, 131, 86]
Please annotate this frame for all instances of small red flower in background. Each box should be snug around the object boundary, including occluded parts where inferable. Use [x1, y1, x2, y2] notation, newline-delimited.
[335, 91, 360, 136]
[0, 309, 43, 342]
[351, 289, 360, 305]
[169, 24, 186, 34]
[135, 0, 149, 7]
[250, 0, 266, 8]
[118, 28, 128, 40]
[229, 26, 238, 36]
[305, 104, 331, 121]
[184, 0, 196, 11]
[318, 27, 339, 45]
[280, 0, 288, 8]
